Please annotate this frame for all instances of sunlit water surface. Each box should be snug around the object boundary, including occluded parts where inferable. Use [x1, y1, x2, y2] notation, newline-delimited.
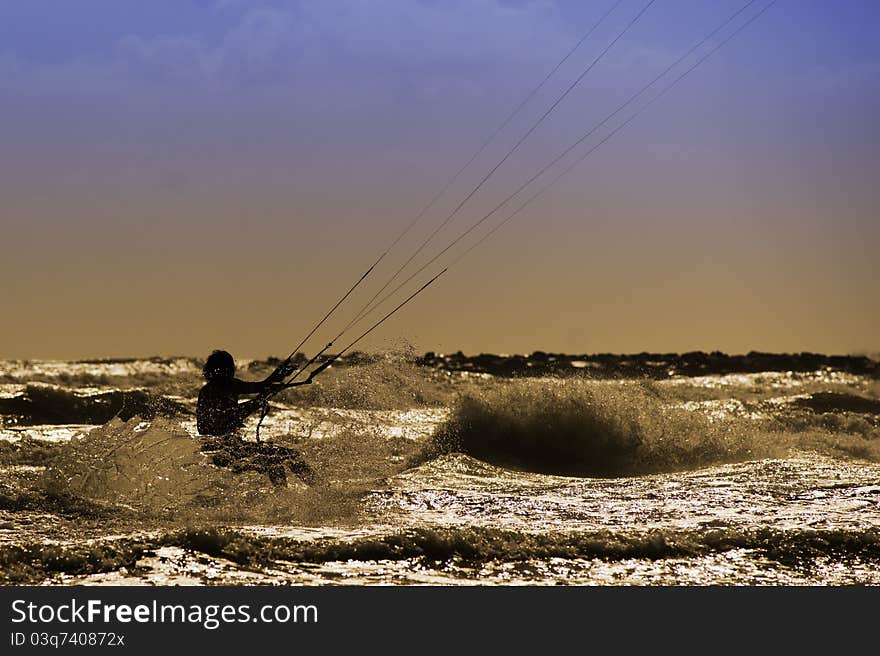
[1, 361, 878, 585]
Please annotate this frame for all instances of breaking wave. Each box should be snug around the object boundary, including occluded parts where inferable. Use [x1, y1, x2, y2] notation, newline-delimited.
[286, 359, 451, 409]
[168, 525, 880, 566]
[37, 416, 413, 525]
[0, 384, 190, 426]
[419, 379, 771, 477]
[42, 418, 252, 511]
[5, 525, 880, 583]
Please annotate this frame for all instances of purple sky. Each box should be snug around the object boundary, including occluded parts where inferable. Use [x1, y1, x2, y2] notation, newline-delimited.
[2, 1, 878, 359]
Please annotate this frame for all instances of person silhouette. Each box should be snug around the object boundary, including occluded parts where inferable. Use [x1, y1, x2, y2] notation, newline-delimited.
[196, 349, 293, 437]
[196, 350, 316, 486]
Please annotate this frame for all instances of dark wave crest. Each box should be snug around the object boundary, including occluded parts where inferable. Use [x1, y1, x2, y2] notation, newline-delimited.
[168, 526, 880, 567]
[6, 525, 879, 584]
[0, 384, 190, 426]
[418, 380, 767, 477]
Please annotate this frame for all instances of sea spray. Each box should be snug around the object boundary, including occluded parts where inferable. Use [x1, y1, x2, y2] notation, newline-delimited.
[419, 379, 768, 476]
[287, 359, 451, 409]
[42, 417, 247, 510]
[37, 416, 414, 526]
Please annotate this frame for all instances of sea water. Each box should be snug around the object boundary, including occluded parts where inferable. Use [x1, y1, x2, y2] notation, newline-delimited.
[1, 356, 878, 585]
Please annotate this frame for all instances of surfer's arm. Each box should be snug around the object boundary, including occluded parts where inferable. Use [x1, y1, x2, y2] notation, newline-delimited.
[232, 378, 308, 397]
[230, 378, 268, 395]
[261, 358, 297, 384]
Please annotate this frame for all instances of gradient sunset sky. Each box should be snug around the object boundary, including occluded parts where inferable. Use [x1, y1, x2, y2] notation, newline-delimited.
[2, 0, 877, 359]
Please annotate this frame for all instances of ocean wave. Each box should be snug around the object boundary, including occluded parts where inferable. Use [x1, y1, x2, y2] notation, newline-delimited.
[417, 380, 769, 477]
[790, 392, 880, 415]
[0, 384, 190, 426]
[37, 418, 384, 526]
[0, 357, 199, 388]
[0, 539, 147, 585]
[417, 351, 880, 378]
[42, 418, 271, 511]
[6, 525, 879, 584]
[287, 359, 451, 409]
[167, 525, 880, 566]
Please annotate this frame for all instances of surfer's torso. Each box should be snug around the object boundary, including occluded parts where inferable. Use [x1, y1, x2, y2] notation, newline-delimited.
[196, 378, 265, 436]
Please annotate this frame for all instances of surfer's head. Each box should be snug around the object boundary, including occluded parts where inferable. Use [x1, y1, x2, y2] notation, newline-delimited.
[203, 350, 235, 380]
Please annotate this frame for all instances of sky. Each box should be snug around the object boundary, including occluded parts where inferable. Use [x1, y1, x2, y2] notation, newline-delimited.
[2, 0, 878, 359]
